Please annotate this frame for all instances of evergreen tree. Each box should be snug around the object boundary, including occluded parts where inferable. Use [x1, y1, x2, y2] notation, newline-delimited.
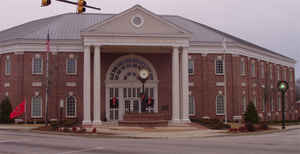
[0, 97, 13, 124]
[244, 101, 260, 124]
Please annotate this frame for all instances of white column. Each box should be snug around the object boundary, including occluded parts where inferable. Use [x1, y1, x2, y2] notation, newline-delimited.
[181, 47, 191, 123]
[171, 47, 180, 123]
[93, 46, 102, 125]
[83, 46, 91, 125]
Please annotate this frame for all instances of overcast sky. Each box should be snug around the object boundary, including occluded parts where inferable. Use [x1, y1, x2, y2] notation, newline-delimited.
[0, 0, 299, 77]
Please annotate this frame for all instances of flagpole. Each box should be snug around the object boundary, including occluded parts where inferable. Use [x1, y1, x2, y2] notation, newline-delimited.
[223, 38, 228, 124]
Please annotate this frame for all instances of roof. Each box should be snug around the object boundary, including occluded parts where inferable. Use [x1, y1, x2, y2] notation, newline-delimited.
[0, 13, 295, 61]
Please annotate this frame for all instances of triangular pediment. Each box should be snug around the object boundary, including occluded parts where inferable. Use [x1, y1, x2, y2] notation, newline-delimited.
[81, 5, 191, 37]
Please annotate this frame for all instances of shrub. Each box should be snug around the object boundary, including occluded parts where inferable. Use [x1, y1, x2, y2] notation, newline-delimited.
[244, 102, 260, 124]
[245, 123, 255, 132]
[0, 98, 13, 124]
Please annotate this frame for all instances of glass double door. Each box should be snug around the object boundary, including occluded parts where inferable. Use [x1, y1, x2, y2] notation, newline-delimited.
[124, 88, 141, 113]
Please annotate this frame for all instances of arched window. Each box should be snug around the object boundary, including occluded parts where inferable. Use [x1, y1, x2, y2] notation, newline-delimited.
[66, 54, 77, 74]
[5, 56, 11, 75]
[31, 96, 42, 118]
[66, 96, 76, 117]
[32, 54, 43, 74]
[216, 94, 224, 115]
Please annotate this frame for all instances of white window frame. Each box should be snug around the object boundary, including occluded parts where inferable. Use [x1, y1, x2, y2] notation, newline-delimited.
[240, 58, 246, 76]
[277, 67, 280, 81]
[242, 96, 247, 113]
[269, 64, 273, 80]
[188, 59, 195, 75]
[32, 54, 43, 75]
[5, 56, 11, 76]
[289, 70, 293, 82]
[271, 96, 274, 112]
[260, 62, 264, 79]
[283, 70, 286, 81]
[215, 57, 224, 75]
[66, 54, 77, 75]
[189, 95, 195, 116]
[216, 94, 225, 115]
[251, 61, 256, 77]
[66, 95, 77, 118]
[31, 96, 43, 118]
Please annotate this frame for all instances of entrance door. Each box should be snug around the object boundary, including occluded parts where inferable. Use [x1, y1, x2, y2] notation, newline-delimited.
[109, 88, 119, 121]
[123, 88, 141, 113]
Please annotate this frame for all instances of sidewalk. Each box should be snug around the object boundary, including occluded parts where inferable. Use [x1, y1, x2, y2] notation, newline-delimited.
[1, 124, 299, 139]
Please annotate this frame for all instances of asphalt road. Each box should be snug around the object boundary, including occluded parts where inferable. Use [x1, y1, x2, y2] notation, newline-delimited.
[0, 129, 299, 154]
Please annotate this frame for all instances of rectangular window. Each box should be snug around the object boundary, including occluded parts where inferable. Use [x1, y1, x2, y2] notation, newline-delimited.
[290, 71, 293, 81]
[189, 96, 195, 115]
[216, 95, 225, 115]
[278, 96, 281, 111]
[270, 65, 273, 80]
[253, 96, 257, 108]
[32, 57, 43, 74]
[240, 58, 246, 75]
[251, 61, 256, 77]
[5, 57, 11, 75]
[215, 59, 224, 75]
[31, 96, 42, 118]
[242, 96, 247, 113]
[260, 62, 264, 79]
[67, 58, 77, 74]
[271, 97, 274, 112]
[277, 67, 280, 80]
[262, 97, 265, 112]
[188, 59, 194, 75]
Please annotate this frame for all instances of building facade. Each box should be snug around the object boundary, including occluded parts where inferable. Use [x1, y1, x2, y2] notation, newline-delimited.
[0, 5, 298, 125]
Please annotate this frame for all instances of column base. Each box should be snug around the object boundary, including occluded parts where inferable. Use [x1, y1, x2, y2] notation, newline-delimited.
[93, 120, 102, 125]
[82, 120, 92, 126]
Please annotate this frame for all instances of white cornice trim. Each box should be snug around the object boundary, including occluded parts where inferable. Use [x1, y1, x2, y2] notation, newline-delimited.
[189, 47, 295, 67]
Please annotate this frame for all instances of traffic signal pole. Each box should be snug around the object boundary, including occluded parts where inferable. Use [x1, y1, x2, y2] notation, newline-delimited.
[56, 0, 101, 11]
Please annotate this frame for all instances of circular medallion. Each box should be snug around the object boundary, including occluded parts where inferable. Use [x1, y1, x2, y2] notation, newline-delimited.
[131, 14, 144, 28]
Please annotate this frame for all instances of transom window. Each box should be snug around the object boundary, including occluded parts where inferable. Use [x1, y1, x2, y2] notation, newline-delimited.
[31, 96, 42, 118]
[5, 56, 11, 75]
[188, 59, 194, 75]
[216, 94, 224, 115]
[189, 96, 195, 115]
[215, 57, 224, 75]
[66, 55, 77, 74]
[109, 57, 154, 81]
[66, 96, 76, 117]
[32, 54, 43, 74]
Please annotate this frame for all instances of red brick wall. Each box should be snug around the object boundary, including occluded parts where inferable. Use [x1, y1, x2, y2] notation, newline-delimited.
[0, 51, 297, 123]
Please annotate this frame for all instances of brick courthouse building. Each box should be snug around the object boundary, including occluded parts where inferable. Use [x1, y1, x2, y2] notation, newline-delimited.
[0, 5, 298, 125]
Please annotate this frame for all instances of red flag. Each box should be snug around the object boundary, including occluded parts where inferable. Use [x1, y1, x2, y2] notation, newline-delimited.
[10, 100, 26, 119]
[46, 31, 50, 52]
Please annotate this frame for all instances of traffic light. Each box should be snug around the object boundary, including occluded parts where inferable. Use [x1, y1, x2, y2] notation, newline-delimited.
[41, 0, 51, 7]
[77, 0, 87, 14]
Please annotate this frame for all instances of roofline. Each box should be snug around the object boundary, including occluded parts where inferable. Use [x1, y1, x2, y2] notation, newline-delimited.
[176, 16, 296, 62]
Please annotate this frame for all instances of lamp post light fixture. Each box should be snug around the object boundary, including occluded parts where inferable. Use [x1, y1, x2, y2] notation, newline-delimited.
[277, 81, 289, 130]
[59, 99, 64, 124]
[138, 68, 150, 94]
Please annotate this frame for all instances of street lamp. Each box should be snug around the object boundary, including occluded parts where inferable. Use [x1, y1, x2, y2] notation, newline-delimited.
[138, 69, 150, 112]
[59, 99, 64, 124]
[277, 81, 289, 129]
